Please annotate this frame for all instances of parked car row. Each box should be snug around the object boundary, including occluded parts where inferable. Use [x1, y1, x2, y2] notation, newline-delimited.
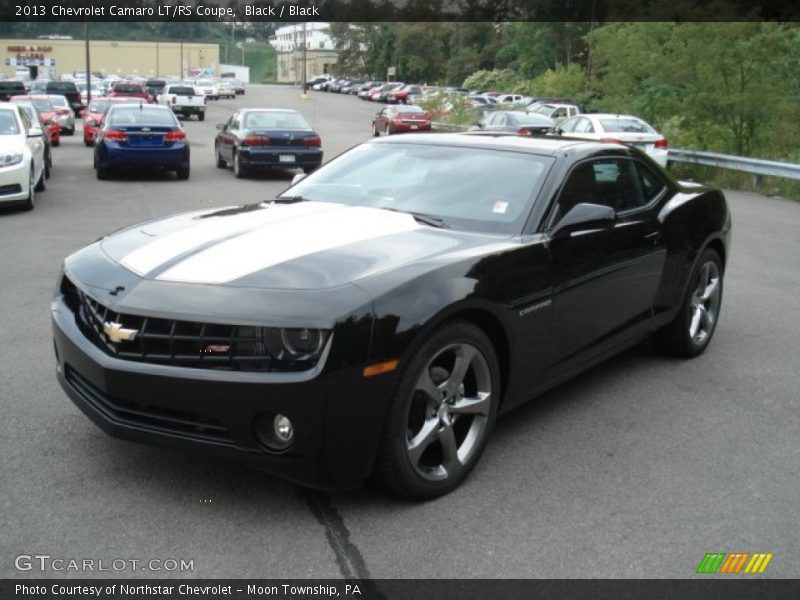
[0, 102, 52, 211]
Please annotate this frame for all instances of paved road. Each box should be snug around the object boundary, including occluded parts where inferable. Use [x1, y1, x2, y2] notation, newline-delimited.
[1, 85, 798, 580]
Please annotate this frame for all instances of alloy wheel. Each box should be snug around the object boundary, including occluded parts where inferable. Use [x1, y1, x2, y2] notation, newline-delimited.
[689, 260, 721, 345]
[405, 342, 492, 482]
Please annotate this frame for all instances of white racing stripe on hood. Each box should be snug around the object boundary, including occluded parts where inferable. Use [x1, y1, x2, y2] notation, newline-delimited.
[120, 202, 334, 276]
[156, 206, 422, 284]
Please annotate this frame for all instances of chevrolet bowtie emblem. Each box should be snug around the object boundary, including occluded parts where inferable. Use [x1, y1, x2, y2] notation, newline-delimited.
[103, 321, 138, 343]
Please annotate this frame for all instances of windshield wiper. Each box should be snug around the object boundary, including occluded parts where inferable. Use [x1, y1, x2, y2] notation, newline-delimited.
[381, 207, 448, 228]
[266, 196, 306, 204]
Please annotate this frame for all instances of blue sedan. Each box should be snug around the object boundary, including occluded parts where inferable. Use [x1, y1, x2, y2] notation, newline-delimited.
[94, 104, 190, 180]
[214, 109, 323, 178]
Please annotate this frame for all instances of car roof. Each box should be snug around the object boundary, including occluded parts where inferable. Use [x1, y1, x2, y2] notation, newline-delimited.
[582, 113, 646, 121]
[241, 108, 299, 114]
[372, 132, 627, 157]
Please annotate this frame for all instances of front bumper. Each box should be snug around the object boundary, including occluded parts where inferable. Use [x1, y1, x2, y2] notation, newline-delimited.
[51, 292, 394, 489]
[0, 161, 30, 203]
[238, 147, 323, 169]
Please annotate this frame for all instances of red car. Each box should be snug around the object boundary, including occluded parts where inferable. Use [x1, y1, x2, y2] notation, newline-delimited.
[386, 84, 423, 104]
[10, 95, 60, 146]
[372, 105, 432, 136]
[81, 97, 136, 146]
[108, 82, 153, 103]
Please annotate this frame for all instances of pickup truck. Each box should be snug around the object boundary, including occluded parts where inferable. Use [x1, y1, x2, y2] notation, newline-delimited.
[156, 84, 207, 121]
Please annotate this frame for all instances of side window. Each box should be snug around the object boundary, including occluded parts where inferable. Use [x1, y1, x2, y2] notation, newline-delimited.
[574, 118, 592, 133]
[555, 158, 649, 222]
[495, 114, 507, 126]
[560, 118, 578, 133]
[18, 109, 31, 130]
[553, 108, 567, 119]
[228, 113, 239, 130]
[636, 162, 667, 203]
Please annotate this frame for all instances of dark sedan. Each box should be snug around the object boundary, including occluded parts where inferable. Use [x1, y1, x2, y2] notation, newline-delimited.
[93, 104, 190, 180]
[472, 110, 556, 135]
[214, 109, 322, 178]
[53, 134, 730, 499]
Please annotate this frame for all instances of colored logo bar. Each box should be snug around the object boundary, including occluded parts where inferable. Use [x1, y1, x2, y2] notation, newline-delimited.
[697, 552, 773, 574]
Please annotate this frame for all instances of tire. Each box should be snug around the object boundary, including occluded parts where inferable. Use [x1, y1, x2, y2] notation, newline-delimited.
[374, 321, 500, 499]
[215, 146, 226, 168]
[233, 151, 247, 179]
[34, 167, 46, 192]
[372, 123, 379, 137]
[44, 150, 52, 179]
[52, 138, 60, 147]
[656, 248, 723, 358]
[95, 155, 109, 180]
[198, 113, 205, 122]
[84, 140, 92, 147]
[385, 124, 390, 136]
[176, 164, 190, 180]
[303, 166, 317, 174]
[65, 127, 75, 136]
[21, 165, 35, 211]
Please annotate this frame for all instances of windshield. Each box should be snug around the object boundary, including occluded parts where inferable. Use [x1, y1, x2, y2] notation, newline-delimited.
[48, 82, 77, 93]
[244, 111, 310, 130]
[108, 106, 177, 126]
[89, 101, 112, 114]
[283, 143, 553, 235]
[30, 98, 53, 112]
[395, 105, 426, 114]
[48, 95, 69, 107]
[0, 110, 21, 135]
[599, 118, 656, 134]
[113, 84, 144, 94]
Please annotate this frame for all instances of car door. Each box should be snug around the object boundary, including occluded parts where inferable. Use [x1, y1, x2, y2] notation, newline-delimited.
[19, 108, 43, 183]
[544, 157, 667, 373]
[375, 108, 388, 130]
[220, 112, 239, 160]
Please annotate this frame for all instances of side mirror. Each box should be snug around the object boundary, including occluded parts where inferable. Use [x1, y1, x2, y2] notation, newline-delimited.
[551, 203, 615, 239]
[216, 123, 226, 131]
[27, 128, 43, 138]
[291, 172, 307, 186]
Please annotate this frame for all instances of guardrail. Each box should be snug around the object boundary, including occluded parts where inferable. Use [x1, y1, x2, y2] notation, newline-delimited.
[429, 123, 800, 187]
[666, 149, 800, 187]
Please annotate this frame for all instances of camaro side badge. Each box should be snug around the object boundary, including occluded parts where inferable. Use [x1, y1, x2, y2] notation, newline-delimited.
[519, 299, 552, 317]
[103, 322, 138, 343]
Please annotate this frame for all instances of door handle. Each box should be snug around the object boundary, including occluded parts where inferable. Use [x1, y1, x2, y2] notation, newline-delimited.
[644, 231, 662, 245]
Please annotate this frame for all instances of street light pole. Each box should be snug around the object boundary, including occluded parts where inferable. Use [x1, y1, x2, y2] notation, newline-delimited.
[301, 22, 308, 99]
[84, 20, 92, 105]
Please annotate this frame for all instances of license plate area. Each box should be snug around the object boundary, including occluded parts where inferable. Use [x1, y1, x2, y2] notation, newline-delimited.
[279, 155, 296, 163]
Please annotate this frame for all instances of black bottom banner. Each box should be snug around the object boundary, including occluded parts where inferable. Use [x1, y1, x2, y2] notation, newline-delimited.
[3, 579, 800, 600]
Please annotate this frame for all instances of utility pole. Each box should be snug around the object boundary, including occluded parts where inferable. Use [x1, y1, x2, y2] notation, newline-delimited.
[84, 21, 91, 104]
[301, 22, 308, 99]
[180, 39, 184, 79]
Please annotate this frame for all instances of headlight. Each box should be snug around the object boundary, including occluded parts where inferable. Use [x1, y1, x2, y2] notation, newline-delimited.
[0, 153, 23, 167]
[234, 326, 330, 366]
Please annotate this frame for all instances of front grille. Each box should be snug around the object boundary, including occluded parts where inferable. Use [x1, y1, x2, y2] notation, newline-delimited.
[60, 275, 318, 373]
[65, 366, 234, 445]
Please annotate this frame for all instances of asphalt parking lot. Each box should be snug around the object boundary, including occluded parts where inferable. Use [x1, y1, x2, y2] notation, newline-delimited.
[1, 84, 799, 580]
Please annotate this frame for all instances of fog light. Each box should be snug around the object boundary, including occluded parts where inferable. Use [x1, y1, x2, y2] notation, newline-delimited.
[274, 414, 294, 443]
[253, 412, 295, 452]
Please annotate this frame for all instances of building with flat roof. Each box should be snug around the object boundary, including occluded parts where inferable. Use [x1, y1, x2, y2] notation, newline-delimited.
[1, 38, 219, 79]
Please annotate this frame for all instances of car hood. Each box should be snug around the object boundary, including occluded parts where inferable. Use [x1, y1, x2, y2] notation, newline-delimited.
[98, 201, 500, 291]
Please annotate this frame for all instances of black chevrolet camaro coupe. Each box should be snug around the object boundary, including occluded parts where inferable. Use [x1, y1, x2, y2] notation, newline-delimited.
[52, 133, 731, 498]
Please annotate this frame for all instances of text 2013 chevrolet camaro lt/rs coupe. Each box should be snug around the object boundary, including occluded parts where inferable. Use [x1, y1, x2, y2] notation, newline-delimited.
[52, 133, 731, 499]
